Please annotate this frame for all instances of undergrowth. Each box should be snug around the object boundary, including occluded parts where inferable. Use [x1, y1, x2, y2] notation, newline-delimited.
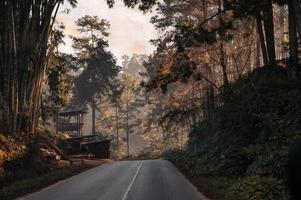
[164, 66, 300, 200]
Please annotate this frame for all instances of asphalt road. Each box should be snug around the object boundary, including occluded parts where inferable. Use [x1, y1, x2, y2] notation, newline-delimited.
[19, 160, 208, 200]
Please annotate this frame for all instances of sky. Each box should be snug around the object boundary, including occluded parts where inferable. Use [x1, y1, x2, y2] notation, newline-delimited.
[56, 0, 158, 65]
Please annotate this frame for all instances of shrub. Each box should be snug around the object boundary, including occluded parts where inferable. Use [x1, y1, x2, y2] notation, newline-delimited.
[0, 134, 27, 171]
[225, 176, 288, 200]
[0, 165, 92, 200]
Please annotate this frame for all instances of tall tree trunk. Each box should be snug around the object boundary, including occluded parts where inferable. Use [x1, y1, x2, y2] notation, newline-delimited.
[209, 85, 215, 121]
[218, 0, 229, 87]
[289, 1, 299, 78]
[191, 80, 197, 125]
[205, 87, 214, 126]
[0, 1, 61, 136]
[126, 99, 130, 157]
[184, 117, 190, 137]
[115, 105, 119, 157]
[202, 0, 208, 21]
[291, 0, 301, 39]
[256, 15, 269, 66]
[220, 42, 229, 86]
[262, 0, 276, 66]
[206, 66, 215, 126]
[255, 32, 261, 67]
[279, 5, 286, 60]
[91, 101, 96, 135]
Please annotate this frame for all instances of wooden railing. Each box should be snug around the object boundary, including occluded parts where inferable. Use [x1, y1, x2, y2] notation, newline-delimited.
[57, 123, 84, 132]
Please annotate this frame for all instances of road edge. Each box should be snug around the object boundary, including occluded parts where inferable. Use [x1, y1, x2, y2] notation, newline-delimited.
[15, 164, 106, 200]
[168, 160, 211, 200]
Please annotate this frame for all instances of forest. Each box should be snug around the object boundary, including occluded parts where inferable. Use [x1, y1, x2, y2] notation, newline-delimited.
[1, 0, 301, 200]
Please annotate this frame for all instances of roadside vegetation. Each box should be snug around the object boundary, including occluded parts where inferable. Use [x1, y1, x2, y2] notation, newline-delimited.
[0, 164, 92, 200]
[164, 66, 300, 200]
[0, 3, 119, 198]
[0, 127, 98, 200]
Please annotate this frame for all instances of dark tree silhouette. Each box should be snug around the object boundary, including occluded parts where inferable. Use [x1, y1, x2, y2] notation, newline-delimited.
[74, 40, 120, 135]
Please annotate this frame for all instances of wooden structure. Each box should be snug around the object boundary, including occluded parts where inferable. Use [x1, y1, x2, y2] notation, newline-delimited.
[87, 140, 111, 159]
[61, 135, 111, 159]
[56, 109, 86, 136]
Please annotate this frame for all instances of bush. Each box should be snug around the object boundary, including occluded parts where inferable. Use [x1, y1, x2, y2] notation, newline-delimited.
[0, 134, 27, 171]
[0, 165, 92, 200]
[225, 176, 288, 200]
[162, 67, 301, 200]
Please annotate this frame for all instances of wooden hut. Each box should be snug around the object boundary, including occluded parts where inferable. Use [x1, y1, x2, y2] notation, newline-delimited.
[56, 109, 86, 136]
[61, 135, 111, 159]
[87, 140, 111, 159]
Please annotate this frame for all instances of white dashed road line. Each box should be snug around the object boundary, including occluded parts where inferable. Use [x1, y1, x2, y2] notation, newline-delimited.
[121, 161, 144, 200]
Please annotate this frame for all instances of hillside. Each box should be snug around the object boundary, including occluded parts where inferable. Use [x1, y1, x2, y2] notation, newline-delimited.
[165, 65, 301, 200]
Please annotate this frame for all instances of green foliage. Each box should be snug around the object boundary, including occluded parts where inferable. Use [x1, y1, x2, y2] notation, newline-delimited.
[41, 24, 75, 121]
[198, 66, 301, 178]
[164, 66, 301, 199]
[76, 15, 110, 37]
[0, 135, 27, 170]
[106, 0, 157, 11]
[43, 52, 74, 117]
[72, 15, 120, 106]
[74, 41, 120, 104]
[225, 176, 287, 200]
[163, 150, 199, 174]
[0, 165, 92, 200]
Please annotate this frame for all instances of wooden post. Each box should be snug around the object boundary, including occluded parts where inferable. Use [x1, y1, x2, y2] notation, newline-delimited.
[56, 114, 58, 134]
